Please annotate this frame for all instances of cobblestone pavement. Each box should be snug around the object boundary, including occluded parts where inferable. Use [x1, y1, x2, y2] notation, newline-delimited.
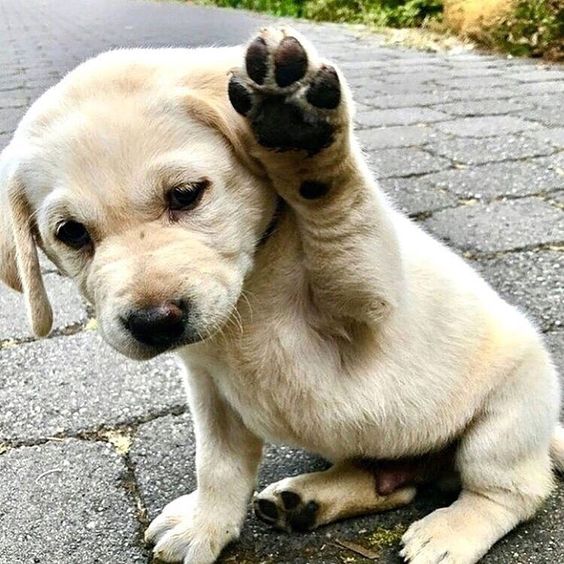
[0, 0, 563, 562]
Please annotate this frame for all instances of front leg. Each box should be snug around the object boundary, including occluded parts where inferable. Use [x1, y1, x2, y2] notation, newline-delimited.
[145, 366, 263, 563]
[229, 28, 403, 323]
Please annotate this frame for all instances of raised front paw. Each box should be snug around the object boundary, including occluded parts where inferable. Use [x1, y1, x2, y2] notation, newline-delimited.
[145, 493, 238, 563]
[229, 27, 348, 155]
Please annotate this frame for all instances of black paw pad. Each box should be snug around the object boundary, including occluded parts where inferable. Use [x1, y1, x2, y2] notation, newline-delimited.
[246, 37, 269, 85]
[288, 500, 320, 533]
[306, 66, 341, 110]
[252, 98, 334, 154]
[274, 37, 308, 87]
[255, 498, 279, 523]
[300, 181, 330, 200]
[280, 490, 302, 511]
[228, 77, 253, 116]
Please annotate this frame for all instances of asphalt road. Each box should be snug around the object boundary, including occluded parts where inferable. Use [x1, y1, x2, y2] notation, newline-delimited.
[0, 0, 563, 563]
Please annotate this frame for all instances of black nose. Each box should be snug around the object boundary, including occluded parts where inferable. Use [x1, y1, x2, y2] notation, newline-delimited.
[125, 302, 186, 348]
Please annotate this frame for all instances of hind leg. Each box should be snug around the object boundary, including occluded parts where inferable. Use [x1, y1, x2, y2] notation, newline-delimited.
[254, 461, 416, 532]
[401, 350, 559, 564]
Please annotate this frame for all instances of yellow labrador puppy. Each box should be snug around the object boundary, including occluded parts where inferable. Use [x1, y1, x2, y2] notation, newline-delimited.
[0, 27, 562, 564]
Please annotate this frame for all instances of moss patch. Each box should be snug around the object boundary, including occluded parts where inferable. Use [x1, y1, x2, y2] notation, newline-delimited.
[363, 523, 408, 550]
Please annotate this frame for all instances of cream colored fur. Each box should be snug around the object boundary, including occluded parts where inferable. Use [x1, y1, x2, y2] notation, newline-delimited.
[0, 28, 561, 564]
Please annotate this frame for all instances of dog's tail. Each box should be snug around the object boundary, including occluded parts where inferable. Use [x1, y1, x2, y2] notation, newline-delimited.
[551, 424, 564, 473]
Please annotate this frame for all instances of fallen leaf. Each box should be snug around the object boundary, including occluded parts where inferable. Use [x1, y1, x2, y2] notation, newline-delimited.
[334, 538, 380, 560]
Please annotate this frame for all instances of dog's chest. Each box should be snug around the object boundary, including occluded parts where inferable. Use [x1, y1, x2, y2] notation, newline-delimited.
[206, 308, 400, 459]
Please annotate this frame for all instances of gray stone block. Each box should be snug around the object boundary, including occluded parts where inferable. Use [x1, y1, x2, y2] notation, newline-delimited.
[0, 106, 22, 134]
[428, 134, 556, 164]
[0, 273, 88, 342]
[525, 106, 564, 128]
[368, 147, 452, 178]
[525, 128, 564, 149]
[514, 81, 564, 95]
[545, 332, 563, 383]
[379, 176, 459, 216]
[357, 107, 450, 128]
[0, 89, 27, 108]
[0, 439, 146, 564]
[436, 98, 531, 117]
[548, 190, 564, 208]
[436, 116, 540, 138]
[356, 124, 441, 150]
[476, 251, 563, 331]
[513, 70, 564, 82]
[418, 158, 564, 200]
[0, 331, 186, 442]
[423, 198, 564, 253]
[444, 68, 504, 78]
[436, 77, 518, 90]
[364, 91, 458, 109]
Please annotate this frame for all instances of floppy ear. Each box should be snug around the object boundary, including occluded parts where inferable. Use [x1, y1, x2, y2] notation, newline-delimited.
[0, 154, 53, 337]
[182, 88, 267, 179]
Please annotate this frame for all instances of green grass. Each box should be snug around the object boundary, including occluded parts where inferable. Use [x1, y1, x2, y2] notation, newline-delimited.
[198, 0, 307, 18]
[196, 0, 563, 60]
[198, 0, 443, 27]
[486, 0, 563, 59]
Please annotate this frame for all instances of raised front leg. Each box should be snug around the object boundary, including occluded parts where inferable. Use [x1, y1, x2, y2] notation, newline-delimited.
[229, 28, 403, 324]
[145, 367, 263, 563]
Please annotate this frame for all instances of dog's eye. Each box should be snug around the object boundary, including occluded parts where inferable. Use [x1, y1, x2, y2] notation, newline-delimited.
[55, 220, 91, 249]
[167, 181, 209, 212]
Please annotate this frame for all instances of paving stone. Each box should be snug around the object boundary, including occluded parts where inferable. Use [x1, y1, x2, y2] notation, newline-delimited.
[435, 98, 531, 117]
[514, 81, 564, 95]
[428, 134, 557, 164]
[437, 86, 536, 102]
[0, 331, 185, 442]
[545, 332, 564, 415]
[362, 91, 455, 109]
[442, 67, 505, 78]
[380, 64, 450, 76]
[529, 93, 563, 111]
[356, 124, 441, 149]
[0, 439, 146, 564]
[423, 198, 564, 253]
[475, 251, 563, 332]
[418, 159, 564, 201]
[0, 132, 11, 150]
[524, 128, 564, 149]
[525, 106, 564, 128]
[545, 332, 564, 384]
[379, 176, 459, 216]
[367, 147, 452, 178]
[435, 76, 518, 90]
[0, 106, 23, 134]
[0, 88, 27, 108]
[435, 115, 540, 138]
[380, 73, 451, 87]
[352, 86, 525, 109]
[513, 70, 564, 82]
[0, 273, 88, 342]
[548, 190, 564, 208]
[356, 107, 450, 128]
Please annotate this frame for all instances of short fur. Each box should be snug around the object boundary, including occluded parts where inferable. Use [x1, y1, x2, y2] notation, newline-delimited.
[0, 28, 561, 564]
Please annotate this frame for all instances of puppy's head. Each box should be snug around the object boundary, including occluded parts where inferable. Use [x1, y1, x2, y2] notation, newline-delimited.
[0, 48, 275, 359]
